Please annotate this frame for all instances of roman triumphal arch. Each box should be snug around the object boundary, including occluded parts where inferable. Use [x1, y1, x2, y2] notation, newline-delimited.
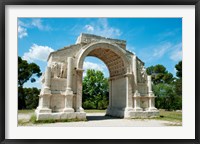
[35, 33, 159, 120]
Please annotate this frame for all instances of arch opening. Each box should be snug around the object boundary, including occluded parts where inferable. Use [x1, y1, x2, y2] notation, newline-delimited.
[78, 44, 130, 118]
[82, 56, 109, 114]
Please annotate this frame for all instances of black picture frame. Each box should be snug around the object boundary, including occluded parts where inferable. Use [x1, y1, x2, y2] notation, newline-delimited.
[0, 0, 199, 144]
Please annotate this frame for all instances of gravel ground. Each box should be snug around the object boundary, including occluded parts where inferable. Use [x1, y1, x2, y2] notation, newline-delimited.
[18, 113, 181, 127]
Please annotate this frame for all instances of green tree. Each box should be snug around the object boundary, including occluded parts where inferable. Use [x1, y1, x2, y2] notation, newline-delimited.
[18, 56, 42, 87]
[175, 61, 182, 96]
[23, 87, 40, 109]
[146, 64, 174, 84]
[153, 83, 181, 110]
[146, 63, 182, 110]
[82, 69, 109, 109]
[175, 61, 182, 78]
[18, 56, 42, 109]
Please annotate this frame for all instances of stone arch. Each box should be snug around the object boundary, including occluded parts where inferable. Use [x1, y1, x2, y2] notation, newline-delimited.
[75, 42, 134, 117]
[35, 33, 159, 121]
[76, 42, 131, 77]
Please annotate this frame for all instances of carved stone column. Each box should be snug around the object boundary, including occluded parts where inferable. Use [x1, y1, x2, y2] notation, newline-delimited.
[147, 75, 157, 111]
[125, 74, 134, 110]
[36, 66, 52, 113]
[133, 91, 142, 112]
[132, 55, 137, 86]
[124, 74, 135, 118]
[147, 75, 153, 95]
[132, 55, 141, 104]
[43, 66, 51, 94]
[76, 69, 84, 112]
[66, 57, 73, 92]
[63, 57, 74, 112]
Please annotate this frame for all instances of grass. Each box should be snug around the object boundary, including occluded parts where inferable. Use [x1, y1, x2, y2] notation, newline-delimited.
[18, 119, 31, 126]
[84, 109, 106, 113]
[30, 115, 87, 124]
[18, 114, 87, 126]
[131, 109, 182, 124]
[18, 109, 35, 114]
[156, 109, 182, 122]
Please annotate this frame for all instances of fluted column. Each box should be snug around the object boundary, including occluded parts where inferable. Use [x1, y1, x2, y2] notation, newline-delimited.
[76, 69, 84, 112]
[66, 57, 73, 92]
[36, 66, 52, 113]
[147, 75, 153, 94]
[147, 75, 157, 111]
[43, 66, 51, 94]
[132, 55, 138, 91]
[125, 74, 134, 109]
[63, 57, 74, 112]
[133, 91, 142, 112]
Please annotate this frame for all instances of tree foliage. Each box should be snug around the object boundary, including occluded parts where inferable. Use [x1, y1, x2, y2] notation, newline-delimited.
[82, 69, 109, 109]
[23, 88, 40, 109]
[18, 56, 42, 87]
[18, 56, 42, 109]
[175, 61, 182, 78]
[146, 64, 174, 85]
[146, 62, 182, 110]
[175, 61, 182, 96]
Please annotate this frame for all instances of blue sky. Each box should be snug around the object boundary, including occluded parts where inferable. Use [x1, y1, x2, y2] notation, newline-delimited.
[18, 18, 182, 88]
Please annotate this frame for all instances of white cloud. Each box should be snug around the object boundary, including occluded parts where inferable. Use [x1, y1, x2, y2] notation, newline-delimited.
[170, 43, 182, 61]
[153, 42, 172, 58]
[22, 44, 54, 62]
[138, 42, 182, 63]
[83, 61, 106, 71]
[85, 25, 94, 32]
[84, 18, 121, 38]
[18, 19, 51, 39]
[83, 61, 107, 77]
[18, 26, 28, 38]
[31, 19, 51, 31]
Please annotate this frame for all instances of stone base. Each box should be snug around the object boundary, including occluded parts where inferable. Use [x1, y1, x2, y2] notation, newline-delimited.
[127, 110, 159, 118]
[106, 107, 159, 118]
[35, 107, 52, 113]
[35, 111, 86, 121]
[63, 108, 74, 112]
[148, 107, 158, 111]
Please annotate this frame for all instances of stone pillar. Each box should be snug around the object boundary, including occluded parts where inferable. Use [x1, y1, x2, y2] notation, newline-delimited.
[147, 75, 157, 111]
[132, 55, 137, 86]
[108, 79, 112, 108]
[63, 57, 74, 112]
[132, 55, 139, 96]
[106, 79, 112, 115]
[148, 96, 157, 111]
[124, 74, 134, 118]
[66, 57, 73, 92]
[63, 94, 74, 112]
[76, 69, 84, 112]
[147, 75, 153, 94]
[43, 66, 51, 94]
[133, 91, 142, 112]
[125, 74, 134, 109]
[35, 66, 52, 113]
